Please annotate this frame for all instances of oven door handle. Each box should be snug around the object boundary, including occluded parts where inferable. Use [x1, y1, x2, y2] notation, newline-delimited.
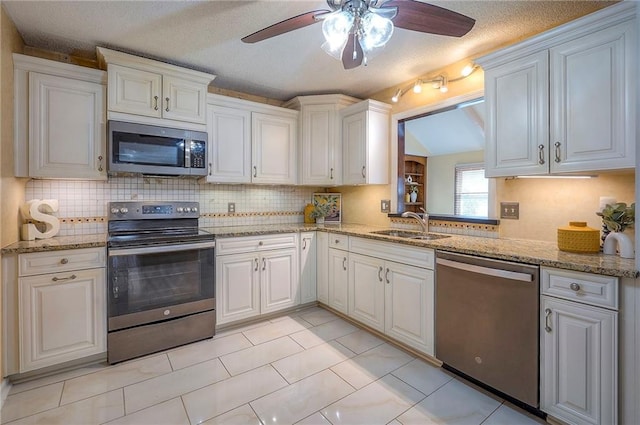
[108, 241, 216, 257]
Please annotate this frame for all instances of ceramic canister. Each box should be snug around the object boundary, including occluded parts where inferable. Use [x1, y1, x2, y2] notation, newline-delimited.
[557, 221, 600, 253]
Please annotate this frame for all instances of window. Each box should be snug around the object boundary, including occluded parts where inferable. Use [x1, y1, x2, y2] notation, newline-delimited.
[454, 163, 488, 216]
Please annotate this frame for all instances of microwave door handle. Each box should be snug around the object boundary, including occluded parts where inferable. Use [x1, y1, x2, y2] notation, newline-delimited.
[185, 139, 191, 168]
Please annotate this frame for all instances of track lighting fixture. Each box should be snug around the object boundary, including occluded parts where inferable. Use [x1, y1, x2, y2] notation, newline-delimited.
[391, 63, 479, 103]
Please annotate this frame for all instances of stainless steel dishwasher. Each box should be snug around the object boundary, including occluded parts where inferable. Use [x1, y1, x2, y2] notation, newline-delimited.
[436, 251, 540, 409]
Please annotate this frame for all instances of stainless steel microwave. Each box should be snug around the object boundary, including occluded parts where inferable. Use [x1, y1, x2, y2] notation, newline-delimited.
[108, 121, 207, 177]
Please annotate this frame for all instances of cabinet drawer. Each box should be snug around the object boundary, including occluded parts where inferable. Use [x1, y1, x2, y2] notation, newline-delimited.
[216, 233, 297, 255]
[350, 237, 434, 270]
[328, 233, 349, 250]
[19, 248, 106, 277]
[541, 267, 618, 310]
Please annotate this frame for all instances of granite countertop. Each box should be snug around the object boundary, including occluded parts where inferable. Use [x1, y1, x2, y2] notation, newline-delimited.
[2, 224, 637, 278]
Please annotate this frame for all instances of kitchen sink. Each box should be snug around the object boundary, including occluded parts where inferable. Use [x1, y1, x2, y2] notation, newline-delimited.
[369, 229, 450, 240]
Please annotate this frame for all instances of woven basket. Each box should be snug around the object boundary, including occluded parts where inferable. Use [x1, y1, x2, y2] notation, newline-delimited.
[557, 221, 600, 253]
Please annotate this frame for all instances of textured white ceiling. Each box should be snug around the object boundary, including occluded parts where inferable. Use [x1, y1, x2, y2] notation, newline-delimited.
[2, 0, 615, 101]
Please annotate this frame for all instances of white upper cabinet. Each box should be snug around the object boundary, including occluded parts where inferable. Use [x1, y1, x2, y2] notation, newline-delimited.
[285, 94, 360, 186]
[205, 103, 251, 183]
[252, 112, 297, 184]
[341, 99, 392, 185]
[478, 2, 636, 177]
[205, 94, 298, 185]
[97, 47, 215, 127]
[13, 54, 107, 180]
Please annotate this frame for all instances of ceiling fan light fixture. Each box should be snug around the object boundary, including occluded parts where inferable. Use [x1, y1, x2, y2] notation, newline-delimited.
[360, 12, 394, 51]
[322, 10, 354, 49]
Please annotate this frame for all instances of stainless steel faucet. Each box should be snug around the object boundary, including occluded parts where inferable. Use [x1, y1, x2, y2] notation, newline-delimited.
[401, 208, 429, 233]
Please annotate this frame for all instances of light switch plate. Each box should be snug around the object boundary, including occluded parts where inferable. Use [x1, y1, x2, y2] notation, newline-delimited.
[228, 202, 236, 213]
[500, 202, 519, 219]
[381, 199, 390, 213]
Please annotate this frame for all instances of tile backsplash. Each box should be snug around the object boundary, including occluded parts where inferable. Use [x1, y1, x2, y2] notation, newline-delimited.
[25, 177, 320, 236]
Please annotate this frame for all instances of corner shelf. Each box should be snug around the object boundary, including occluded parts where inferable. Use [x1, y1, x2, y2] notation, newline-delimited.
[402, 155, 427, 213]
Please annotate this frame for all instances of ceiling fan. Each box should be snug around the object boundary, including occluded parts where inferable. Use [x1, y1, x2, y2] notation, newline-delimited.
[242, 0, 475, 70]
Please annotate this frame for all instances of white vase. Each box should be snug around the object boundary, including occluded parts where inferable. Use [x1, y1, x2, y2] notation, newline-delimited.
[410, 192, 417, 203]
[603, 231, 634, 259]
[315, 217, 325, 225]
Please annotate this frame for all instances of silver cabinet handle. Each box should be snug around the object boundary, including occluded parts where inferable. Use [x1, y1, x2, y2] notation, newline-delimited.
[258, 241, 263, 246]
[208, 163, 212, 176]
[302, 238, 307, 250]
[253, 166, 257, 178]
[378, 266, 383, 282]
[342, 257, 347, 271]
[570, 282, 581, 292]
[330, 168, 334, 180]
[254, 258, 259, 271]
[52, 274, 76, 282]
[554, 142, 561, 163]
[165, 97, 170, 112]
[60, 258, 69, 265]
[112, 285, 119, 299]
[262, 258, 266, 271]
[385, 268, 390, 284]
[361, 166, 366, 179]
[334, 239, 340, 244]
[538, 144, 545, 165]
[544, 308, 552, 332]
[98, 155, 104, 172]
[153, 95, 159, 111]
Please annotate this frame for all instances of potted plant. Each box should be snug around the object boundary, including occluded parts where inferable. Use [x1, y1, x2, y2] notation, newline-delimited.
[597, 202, 635, 258]
[409, 185, 418, 203]
[309, 201, 331, 224]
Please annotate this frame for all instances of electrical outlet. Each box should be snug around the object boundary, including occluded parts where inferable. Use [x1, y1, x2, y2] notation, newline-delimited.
[500, 202, 519, 219]
[228, 202, 236, 213]
[381, 199, 391, 213]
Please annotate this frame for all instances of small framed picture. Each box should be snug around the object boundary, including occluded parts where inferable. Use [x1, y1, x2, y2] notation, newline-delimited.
[312, 193, 342, 223]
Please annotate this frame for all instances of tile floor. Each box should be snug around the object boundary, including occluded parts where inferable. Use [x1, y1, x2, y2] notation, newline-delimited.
[1, 307, 546, 425]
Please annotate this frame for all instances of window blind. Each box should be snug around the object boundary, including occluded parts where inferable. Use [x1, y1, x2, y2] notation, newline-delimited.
[454, 163, 488, 216]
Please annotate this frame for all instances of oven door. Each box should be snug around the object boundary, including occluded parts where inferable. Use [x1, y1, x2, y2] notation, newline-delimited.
[107, 241, 215, 331]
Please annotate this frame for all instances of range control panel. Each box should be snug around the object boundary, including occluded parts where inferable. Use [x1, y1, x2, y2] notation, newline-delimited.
[108, 201, 200, 220]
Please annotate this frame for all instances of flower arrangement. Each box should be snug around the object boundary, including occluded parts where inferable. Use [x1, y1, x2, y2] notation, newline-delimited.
[309, 200, 331, 219]
[409, 185, 418, 194]
[597, 202, 635, 232]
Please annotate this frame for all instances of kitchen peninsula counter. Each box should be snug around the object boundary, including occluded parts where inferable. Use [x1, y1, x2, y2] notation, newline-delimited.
[2, 224, 636, 278]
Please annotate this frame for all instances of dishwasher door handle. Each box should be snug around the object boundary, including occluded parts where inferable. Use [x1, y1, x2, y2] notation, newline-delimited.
[436, 258, 534, 282]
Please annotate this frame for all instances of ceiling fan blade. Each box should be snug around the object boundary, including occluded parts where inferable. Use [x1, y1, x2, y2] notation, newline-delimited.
[242, 10, 330, 43]
[342, 33, 364, 69]
[383, 0, 475, 37]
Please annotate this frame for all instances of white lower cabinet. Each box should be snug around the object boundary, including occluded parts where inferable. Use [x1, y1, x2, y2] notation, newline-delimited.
[216, 234, 299, 325]
[299, 232, 317, 304]
[14, 248, 106, 373]
[540, 267, 618, 425]
[328, 248, 349, 315]
[348, 253, 385, 332]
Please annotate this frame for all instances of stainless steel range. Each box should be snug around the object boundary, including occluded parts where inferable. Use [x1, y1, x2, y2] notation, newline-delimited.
[107, 201, 215, 364]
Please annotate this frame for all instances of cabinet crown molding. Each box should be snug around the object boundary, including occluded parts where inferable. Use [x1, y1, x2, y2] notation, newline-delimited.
[284, 94, 361, 109]
[96, 47, 216, 84]
[13, 53, 106, 84]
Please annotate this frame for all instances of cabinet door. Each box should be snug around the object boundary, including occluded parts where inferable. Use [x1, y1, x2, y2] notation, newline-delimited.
[252, 112, 297, 184]
[216, 252, 260, 325]
[484, 51, 549, 177]
[299, 232, 317, 304]
[29, 72, 106, 180]
[206, 104, 251, 183]
[328, 248, 349, 315]
[342, 111, 367, 184]
[541, 296, 617, 425]
[162, 75, 207, 124]
[19, 268, 106, 373]
[108, 64, 162, 118]
[301, 105, 339, 185]
[261, 248, 299, 314]
[316, 232, 329, 304]
[385, 261, 434, 355]
[348, 253, 385, 332]
[550, 21, 636, 173]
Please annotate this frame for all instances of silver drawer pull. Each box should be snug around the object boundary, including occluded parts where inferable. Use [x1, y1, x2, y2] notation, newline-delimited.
[544, 308, 552, 332]
[52, 274, 76, 282]
[335, 239, 340, 244]
[258, 241, 264, 246]
[60, 258, 69, 264]
[569, 282, 581, 292]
